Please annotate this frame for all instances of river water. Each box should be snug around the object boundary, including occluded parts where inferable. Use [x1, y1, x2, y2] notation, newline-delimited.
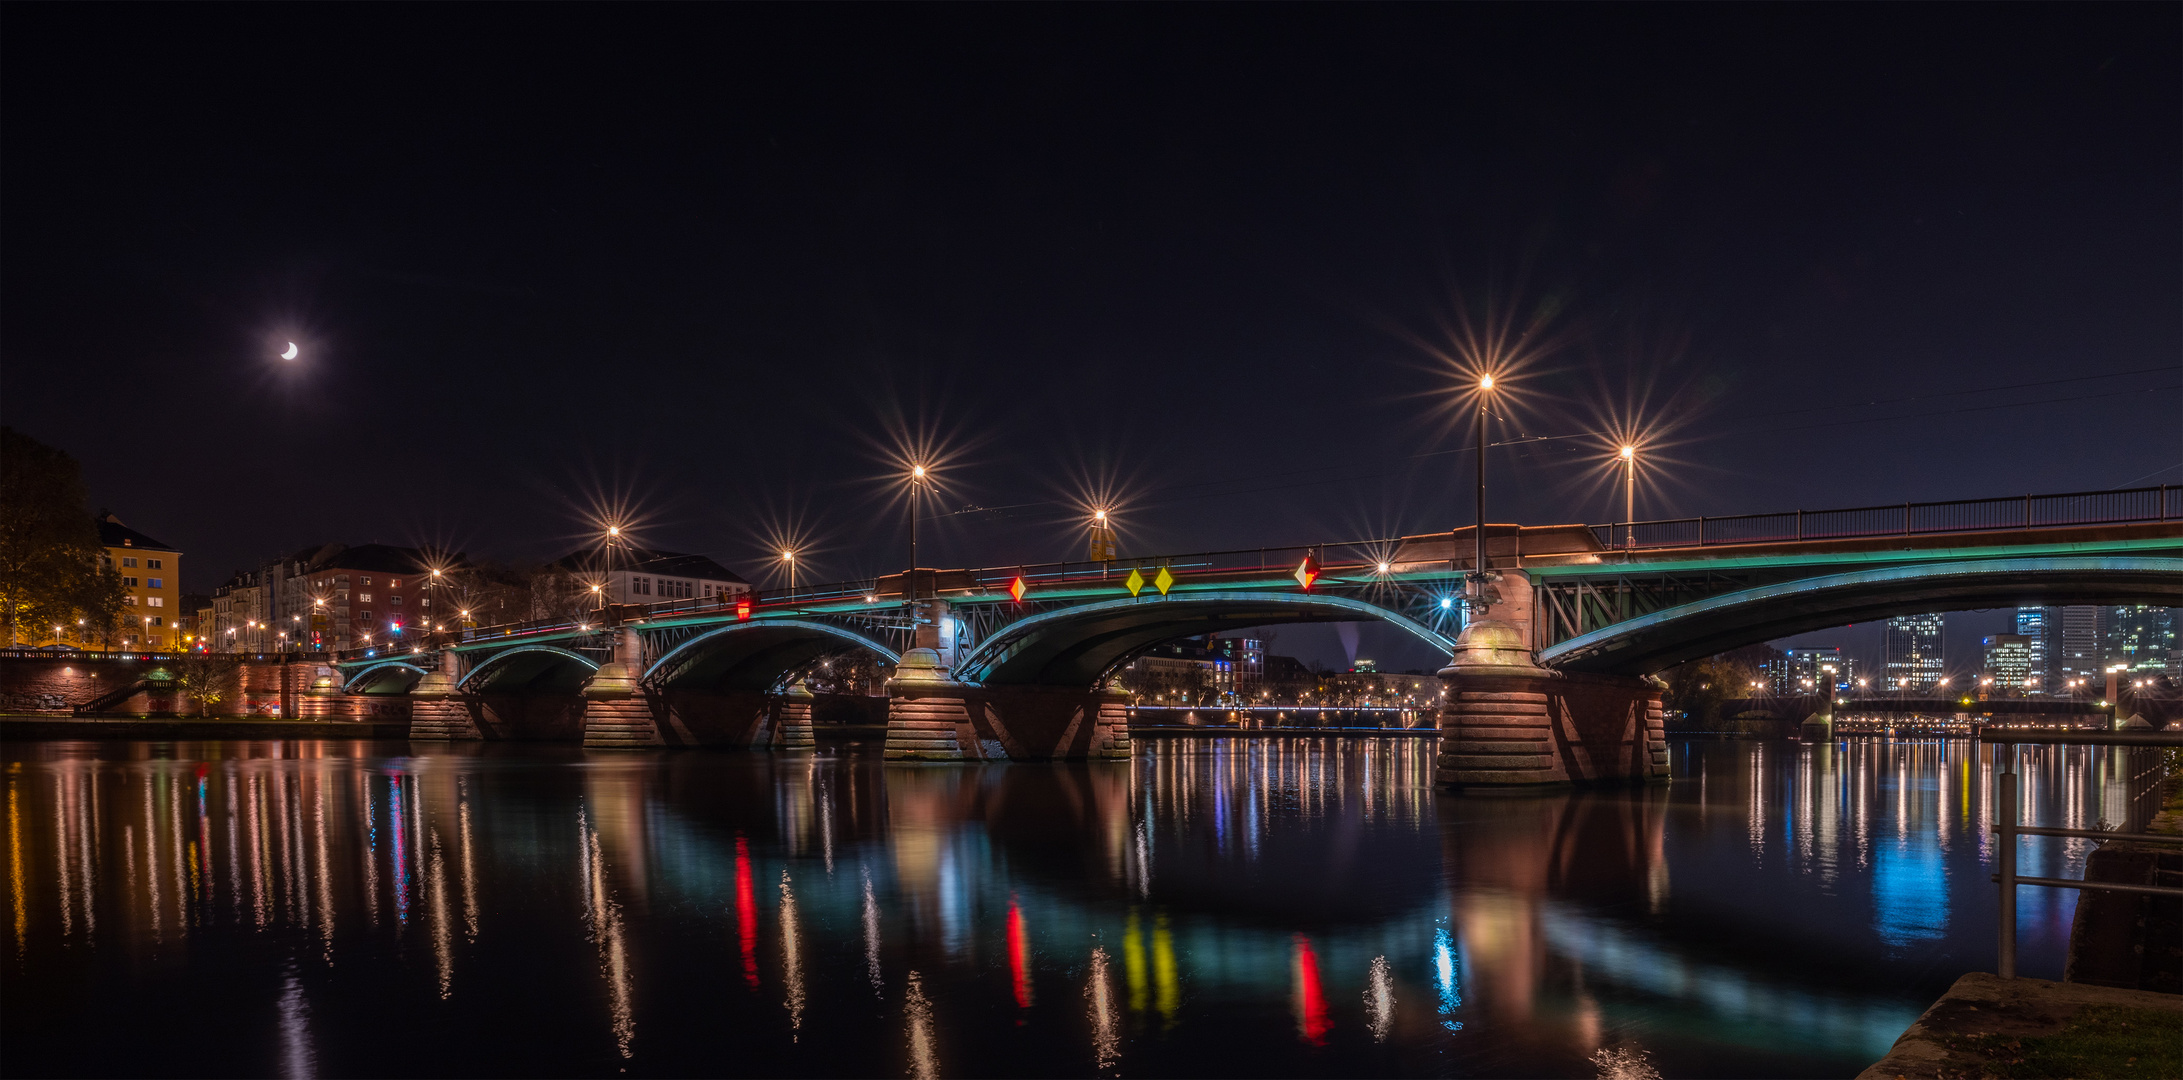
[0, 735, 2162, 1078]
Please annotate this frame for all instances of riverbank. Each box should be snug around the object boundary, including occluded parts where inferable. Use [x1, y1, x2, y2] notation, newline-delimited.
[2, 715, 411, 740]
[1858, 972, 2182, 1079]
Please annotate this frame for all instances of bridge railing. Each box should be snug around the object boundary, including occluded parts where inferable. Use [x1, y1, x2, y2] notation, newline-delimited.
[1591, 484, 2176, 551]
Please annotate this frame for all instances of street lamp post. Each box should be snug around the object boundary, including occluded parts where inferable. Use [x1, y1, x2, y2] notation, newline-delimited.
[1474, 375, 1492, 582]
[1619, 444, 1637, 552]
[908, 464, 928, 603]
[782, 550, 797, 596]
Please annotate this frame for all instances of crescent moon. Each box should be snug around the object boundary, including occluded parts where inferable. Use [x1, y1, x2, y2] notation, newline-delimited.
[280, 342, 299, 360]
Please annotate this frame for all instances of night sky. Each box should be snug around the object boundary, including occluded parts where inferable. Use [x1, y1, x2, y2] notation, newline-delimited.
[4, 6, 2177, 673]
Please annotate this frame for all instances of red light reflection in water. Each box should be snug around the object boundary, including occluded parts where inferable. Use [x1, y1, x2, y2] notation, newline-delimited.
[1293, 933, 1329, 1045]
[735, 836, 759, 987]
[1007, 899, 1033, 1009]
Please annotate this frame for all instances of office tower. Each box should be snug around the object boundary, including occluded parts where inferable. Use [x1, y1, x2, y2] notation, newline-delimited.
[2104, 605, 2178, 677]
[2014, 607, 2048, 693]
[1982, 634, 2031, 695]
[1772, 647, 1852, 694]
[2053, 606, 2100, 690]
[1883, 614, 1945, 692]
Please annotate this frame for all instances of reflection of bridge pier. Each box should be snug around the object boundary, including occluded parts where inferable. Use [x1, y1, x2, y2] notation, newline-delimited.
[1439, 785, 1670, 1029]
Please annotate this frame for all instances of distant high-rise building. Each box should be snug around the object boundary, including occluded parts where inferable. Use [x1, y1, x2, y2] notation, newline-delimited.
[1982, 634, 2032, 696]
[1883, 614, 1945, 692]
[1771, 647, 1852, 695]
[2015, 607, 2049, 693]
[2053, 605, 2101, 690]
[2104, 605, 2177, 677]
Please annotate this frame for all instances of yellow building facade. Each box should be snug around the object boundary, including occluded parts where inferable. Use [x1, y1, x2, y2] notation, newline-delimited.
[98, 514, 183, 651]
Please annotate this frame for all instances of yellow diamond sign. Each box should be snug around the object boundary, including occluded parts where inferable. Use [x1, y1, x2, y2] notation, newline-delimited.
[1154, 566, 1175, 595]
[1124, 568, 1145, 596]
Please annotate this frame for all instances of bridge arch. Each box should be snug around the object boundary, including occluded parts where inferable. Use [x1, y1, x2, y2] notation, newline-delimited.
[343, 661, 428, 695]
[458, 645, 601, 694]
[644, 619, 902, 693]
[1539, 555, 2183, 676]
[953, 590, 1458, 687]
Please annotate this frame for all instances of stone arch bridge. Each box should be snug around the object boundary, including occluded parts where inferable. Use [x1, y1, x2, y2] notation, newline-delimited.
[321, 486, 2182, 787]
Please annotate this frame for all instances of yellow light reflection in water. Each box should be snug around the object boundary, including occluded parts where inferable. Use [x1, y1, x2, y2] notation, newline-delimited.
[10, 779, 24, 952]
[1153, 911, 1179, 1025]
[1124, 909, 1147, 1013]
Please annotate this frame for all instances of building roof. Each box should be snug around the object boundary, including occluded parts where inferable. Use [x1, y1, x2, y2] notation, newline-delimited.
[310, 543, 460, 575]
[96, 514, 179, 553]
[554, 546, 749, 584]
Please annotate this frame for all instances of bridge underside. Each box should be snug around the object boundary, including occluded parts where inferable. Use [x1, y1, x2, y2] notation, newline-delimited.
[1540, 557, 2183, 676]
[647, 621, 899, 693]
[957, 592, 1457, 687]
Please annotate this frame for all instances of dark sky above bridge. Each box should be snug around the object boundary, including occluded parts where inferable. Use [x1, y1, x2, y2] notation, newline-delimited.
[4, 6, 2178, 671]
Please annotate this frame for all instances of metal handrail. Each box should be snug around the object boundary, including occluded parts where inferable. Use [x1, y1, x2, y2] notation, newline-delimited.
[1594, 483, 2174, 551]
[1978, 729, 2182, 978]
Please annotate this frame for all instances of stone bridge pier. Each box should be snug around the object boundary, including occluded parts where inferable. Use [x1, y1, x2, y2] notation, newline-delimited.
[883, 649, 1131, 762]
[1436, 572, 1669, 790]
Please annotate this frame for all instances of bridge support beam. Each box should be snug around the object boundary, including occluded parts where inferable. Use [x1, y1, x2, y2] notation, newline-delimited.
[776, 681, 816, 750]
[1437, 619, 1668, 789]
[1801, 697, 1834, 742]
[884, 648, 1126, 761]
[410, 652, 479, 740]
[582, 632, 666, 749]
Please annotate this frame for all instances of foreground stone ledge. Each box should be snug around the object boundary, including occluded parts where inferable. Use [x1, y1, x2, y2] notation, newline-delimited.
[1857, 971, 2183, 1080]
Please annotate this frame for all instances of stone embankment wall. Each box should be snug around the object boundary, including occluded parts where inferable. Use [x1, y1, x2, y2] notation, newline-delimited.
[0, 654, 331, 718]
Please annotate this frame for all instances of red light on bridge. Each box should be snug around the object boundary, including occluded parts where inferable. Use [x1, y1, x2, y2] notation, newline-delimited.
[736, 596, 753, 621]
[1009, 576, 1027, 603]
[1294, 555, 1320, 591]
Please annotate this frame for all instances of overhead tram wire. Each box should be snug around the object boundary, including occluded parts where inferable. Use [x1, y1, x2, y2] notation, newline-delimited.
[820, 365, 2181, 536]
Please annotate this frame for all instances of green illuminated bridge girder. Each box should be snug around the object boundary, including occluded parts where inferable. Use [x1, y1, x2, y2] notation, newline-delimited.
[331, 517, 2182, 685]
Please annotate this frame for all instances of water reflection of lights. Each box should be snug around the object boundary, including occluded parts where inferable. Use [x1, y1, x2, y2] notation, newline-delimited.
[1365, 954, 1395, 1042]
[1007, 899, 1033, 1009]
[1087, 946, 1119, 1068]
[781, 870, 806, 1038]
[578, 808, 636, 1059]
[904, 969, 938, 1080]
[1432, 926, 1463, 1032]
[1291, 934, 1330, 1045]
[735, 835, 759, 987]
[1540, 904, 1914, 1060]
[862, 866, 883, 995]
[277, 962, 316, 1079]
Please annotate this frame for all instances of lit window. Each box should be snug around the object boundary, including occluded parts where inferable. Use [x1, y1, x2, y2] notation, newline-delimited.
[147, 578, 162, 588]
[360, 593, 373, 603]
[362, 577, 373, 586]
[147, 597, 163, 608]
[124, 595, 137, 606]
[390, 579, 402, 588]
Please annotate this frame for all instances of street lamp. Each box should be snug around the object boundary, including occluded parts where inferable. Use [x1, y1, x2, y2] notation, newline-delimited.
[1619, 444, 1637, 552]
[1468, 374, 1498, 599]
[781, 549, 797, 595]
[907, 464, 930, 603]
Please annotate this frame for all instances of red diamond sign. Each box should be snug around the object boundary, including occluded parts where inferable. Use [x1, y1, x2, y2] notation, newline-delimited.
[1294, 555, 1320, 591]
[1009, 576, 1027, 603]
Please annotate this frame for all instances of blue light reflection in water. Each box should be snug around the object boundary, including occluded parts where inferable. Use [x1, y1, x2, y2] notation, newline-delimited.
[0, 735, 2165, 1078]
